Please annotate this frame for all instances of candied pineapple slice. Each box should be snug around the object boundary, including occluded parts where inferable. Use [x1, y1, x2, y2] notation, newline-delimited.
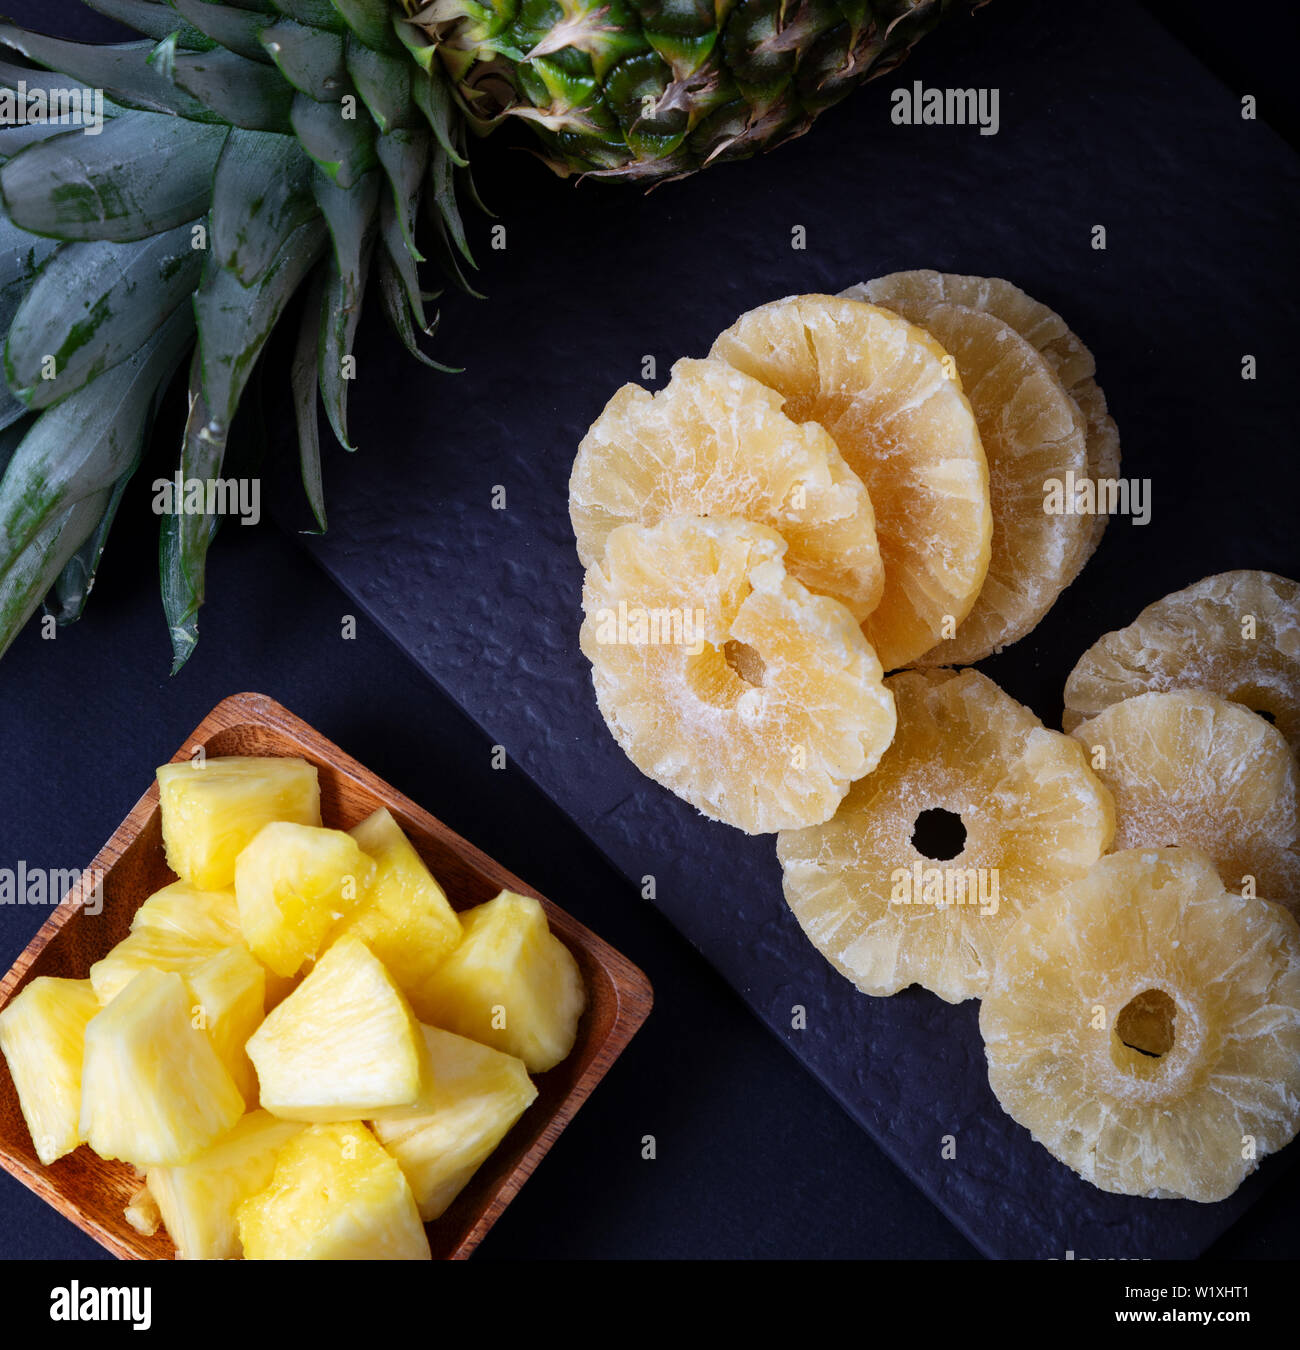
[580, 515, 896, 833]
[237, 1121, 431, 1260]
[372, 1024, 538, 1221]
[1063, 570, 1300, 754]
[80, 969, 244, 1167]
[89, 884, 245, 1005]
[852, 269, 1121, 561]
[1071, 690, 1300, 908]
[324, 808, 462, 1022]
[235, 822, 376, 978]
[845, 295, 1092, 663]
[247, 934, 422, 1121]
[777, 669, 1114, 1003]
[149, 1110, 304, 1260]
[188, 946, 266, 1104]
[569, 356, 884, 621]
[981, 848, 1300, 1201]
[157, 755, 321, 890]
[710, 294, 990, 670]
[0, 977, 100, 1164]
[418, 891, 585, 1072]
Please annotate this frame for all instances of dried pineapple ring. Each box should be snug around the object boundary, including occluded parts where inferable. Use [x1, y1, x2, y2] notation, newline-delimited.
[711, 295, 990, 670]
[569, 357, 884, 620]
[1063, 570, 1300, 754]
[579, 516, 896, 834]
[981, 847, 1300, 1202]
[1071, 689, 1300, 909]
[777, 669, 1114, 1003]
[851, 269, 1120, 561]
[862, 301, 1091, 664]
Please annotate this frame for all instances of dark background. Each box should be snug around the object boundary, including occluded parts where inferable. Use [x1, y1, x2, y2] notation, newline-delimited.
[0, 0, 1297, 1260]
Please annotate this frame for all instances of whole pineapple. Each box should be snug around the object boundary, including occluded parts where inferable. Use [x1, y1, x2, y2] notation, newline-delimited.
[0, 0, 977, 667]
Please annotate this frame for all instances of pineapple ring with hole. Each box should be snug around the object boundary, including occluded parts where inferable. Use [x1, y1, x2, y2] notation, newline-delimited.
[710, 295, 991, 671]
[980, 847, 1300, 1202]
[1071, 689, 1300, 910]
[851, 300, 1091, 665]
[1063, 570, 1300, 754]
[579, 515, 896, 834]
[777, 668, 1115, 1003]
[569, 356, 885, 621]
[849, 269, 1120, 562]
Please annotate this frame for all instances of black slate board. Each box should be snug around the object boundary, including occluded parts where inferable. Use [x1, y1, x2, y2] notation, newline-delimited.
[277, 0, 1300, 1257]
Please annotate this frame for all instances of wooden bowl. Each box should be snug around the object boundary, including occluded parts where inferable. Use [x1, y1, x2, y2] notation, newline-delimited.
[0, 692, 652, 1260]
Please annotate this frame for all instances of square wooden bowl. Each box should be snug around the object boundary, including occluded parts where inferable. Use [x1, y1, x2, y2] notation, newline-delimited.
[0, 692, 652, 1260]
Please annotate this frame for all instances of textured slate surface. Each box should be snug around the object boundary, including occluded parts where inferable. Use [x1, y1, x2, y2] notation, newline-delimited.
[280, 0, 1300, 1257]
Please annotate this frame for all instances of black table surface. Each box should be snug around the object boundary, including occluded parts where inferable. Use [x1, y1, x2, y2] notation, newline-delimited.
[0, 0, 1297, 1261]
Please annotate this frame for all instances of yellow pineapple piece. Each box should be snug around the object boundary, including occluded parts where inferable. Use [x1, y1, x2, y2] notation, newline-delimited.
[1063, 570, 1300, 754]
[237, 1121, 430, 1260]
[324, 808, 462, 1022]
[777, 669, 1114, 1003]
[157, 755, 321, 890]
[187, 946, 266, 1104]
[710, 294, 990, 670]
[843, 293, 1092, 663]
[851, 269, 1120, 560]
[981, 847, 1300, 1201]
[149, 1110, 304, 1259]
[569, 356, 884, 621]
[1071, 690, 1300, 908]
[246, 935, 421, 1121]
[88, 883, 244, 1005]
[0, 977, 100, 1164]
[580, 515, 896, 833]
[124, 1182, 161, 1237]
[418, 891, 585, 1072]
[372, 1024, 537, 1221]
[235, 822, 376, 978]
[80, 969, 244, 1166]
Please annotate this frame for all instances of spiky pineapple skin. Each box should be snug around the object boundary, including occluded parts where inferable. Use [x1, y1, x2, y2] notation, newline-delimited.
[416, 0, 959, 179]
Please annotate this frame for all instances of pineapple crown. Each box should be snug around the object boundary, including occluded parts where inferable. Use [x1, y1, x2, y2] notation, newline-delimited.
[0, 0, 966, 672]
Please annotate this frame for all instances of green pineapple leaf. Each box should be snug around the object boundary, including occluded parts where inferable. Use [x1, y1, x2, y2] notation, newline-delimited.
[82, 0, 214, 49]
[269, 0, 349, 37]
[333, 0, 404, 55]
[290, 90, 377, 186]
[169, 0, 279, 64]
[169, 47, 296, 130]
[376, 248, 459, 373]
[291, 271, 327, 531]
[5, 224, 204, 410]
[193, 214, 327, 427]
[210, 127, 318, 284]
[376, 127, 429, 262]
[312, 169, 379, 450]
[260, 20, 348, 101]
[47, 452, 138, 625]
[0, 113, 228, 242]
[0, 305, 192, 593]
[344, 38, 413, 135]
[0, 27, 218, 120]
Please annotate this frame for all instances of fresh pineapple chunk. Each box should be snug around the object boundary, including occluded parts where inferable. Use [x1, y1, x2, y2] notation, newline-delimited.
[149, 1111, 304, 1260]
[131, 880, 243, 945]
[247, 935, 421, 1121]
[324, 808, 462, 1021]
[235, 822, 375, 978]
[157, 755, 321, 890]
[419, 891, 586, 1071]
[80, 969, 245, 1167]
[89, 885, 244, 1005]
[372, 1024, 537, 1220]
[124, 1183, 161, 1237]
[187, 946, 265, 1104]
[0, 977, 100, 1164]
[237, 1121, 430, 1260]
